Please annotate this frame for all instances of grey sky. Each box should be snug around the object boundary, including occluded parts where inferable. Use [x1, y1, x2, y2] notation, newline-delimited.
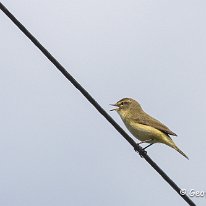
[1, 1, 206, 205]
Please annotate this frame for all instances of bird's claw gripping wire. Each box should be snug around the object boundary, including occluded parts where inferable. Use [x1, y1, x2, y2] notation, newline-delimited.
[134, 141, 154, 157]
[139, 149, 147, 158]
[134, 143, 147, 158]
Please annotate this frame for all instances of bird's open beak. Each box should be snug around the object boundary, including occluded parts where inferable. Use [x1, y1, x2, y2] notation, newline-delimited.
[110, 103, 119, 111]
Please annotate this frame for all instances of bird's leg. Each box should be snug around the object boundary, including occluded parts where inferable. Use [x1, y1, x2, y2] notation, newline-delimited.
[142, 143, 154, 150]
[134, 139, 153, 158]
[134, 139, 152, 157]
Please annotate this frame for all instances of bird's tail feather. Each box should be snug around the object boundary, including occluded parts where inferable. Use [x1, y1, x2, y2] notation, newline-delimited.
[173, 145, 189, 160]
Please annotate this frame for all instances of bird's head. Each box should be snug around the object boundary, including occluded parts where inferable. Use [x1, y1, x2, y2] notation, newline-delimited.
[110, 98, 142, 117]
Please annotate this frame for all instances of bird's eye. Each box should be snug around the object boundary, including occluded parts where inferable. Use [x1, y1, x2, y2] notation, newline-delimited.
[121, 102, 124, 106]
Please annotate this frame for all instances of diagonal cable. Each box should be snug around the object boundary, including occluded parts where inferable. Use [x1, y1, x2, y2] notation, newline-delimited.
[0, 2, 195, 206]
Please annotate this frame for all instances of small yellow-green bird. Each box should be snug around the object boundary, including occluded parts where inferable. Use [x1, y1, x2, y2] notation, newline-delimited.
[111, 98, 188, 159]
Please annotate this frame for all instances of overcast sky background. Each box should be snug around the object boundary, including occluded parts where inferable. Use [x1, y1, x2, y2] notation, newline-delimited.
[1, 1, 206, 205]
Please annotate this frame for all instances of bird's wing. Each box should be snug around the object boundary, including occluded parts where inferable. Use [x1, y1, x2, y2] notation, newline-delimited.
[133, 112, 177, 136]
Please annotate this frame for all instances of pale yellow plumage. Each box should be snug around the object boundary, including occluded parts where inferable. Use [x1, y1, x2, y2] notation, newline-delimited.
[111, 98, 188, 159]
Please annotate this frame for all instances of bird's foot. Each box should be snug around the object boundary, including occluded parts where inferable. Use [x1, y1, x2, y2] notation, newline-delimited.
[134, 143, 147, 158]
[139, 148, 147, 157]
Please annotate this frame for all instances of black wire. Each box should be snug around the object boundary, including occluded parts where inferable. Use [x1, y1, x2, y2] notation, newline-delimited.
[0, 3, 195, 206]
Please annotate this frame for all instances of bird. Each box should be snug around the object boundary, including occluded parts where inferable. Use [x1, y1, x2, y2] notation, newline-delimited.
[110, 98, 188, 159]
